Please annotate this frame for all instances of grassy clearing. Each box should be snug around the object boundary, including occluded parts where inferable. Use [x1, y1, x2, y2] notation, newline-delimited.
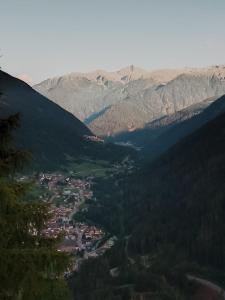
[65, 159, 114, 178]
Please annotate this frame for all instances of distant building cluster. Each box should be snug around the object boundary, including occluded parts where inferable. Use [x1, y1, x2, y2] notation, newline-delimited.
[83, 135, 104, 143]
[18, 170, 118, 273]
[38, 173, 93, 205]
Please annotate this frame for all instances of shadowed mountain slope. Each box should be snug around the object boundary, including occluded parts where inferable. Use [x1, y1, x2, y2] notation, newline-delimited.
[68, 94, 225, 300]
[113, 95, 225, 160]
[126, 99, 225, 270]
[0, 71, 134, 170]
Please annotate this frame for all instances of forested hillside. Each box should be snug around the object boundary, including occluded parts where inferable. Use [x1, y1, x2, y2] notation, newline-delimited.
[128, 106, 225, 269]
[70, 104, 225, 299]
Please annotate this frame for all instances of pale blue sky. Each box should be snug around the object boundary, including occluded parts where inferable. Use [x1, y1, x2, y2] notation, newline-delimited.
[1, 0, 225, 83]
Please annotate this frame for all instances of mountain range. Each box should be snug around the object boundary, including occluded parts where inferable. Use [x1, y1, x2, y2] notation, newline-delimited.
[34, 65, 225, 140]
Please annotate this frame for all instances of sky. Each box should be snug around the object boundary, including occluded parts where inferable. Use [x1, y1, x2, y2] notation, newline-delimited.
[1, 0, 225, 84]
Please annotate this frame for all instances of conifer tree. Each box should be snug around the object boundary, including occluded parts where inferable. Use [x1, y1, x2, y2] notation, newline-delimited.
[0, 92, 71, 299]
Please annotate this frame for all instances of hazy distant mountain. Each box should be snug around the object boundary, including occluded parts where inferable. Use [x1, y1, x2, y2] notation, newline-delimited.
[34, 65, 225, 139]
[0, 71, 134, 169]
[34, 65, 193, 125]
[89, 71, 225, 137]
[34, 65, 156, 122]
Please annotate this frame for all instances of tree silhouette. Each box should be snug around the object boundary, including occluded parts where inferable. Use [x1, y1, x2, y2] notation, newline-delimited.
[0, 107, 71, 299]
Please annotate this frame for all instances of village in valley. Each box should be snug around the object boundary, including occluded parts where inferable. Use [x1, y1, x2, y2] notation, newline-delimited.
[18, 156, 135, 271]
[38, 172, 117, 269]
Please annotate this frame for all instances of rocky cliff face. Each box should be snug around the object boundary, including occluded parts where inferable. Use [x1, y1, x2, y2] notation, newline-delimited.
[34, 66, 156, 122]
[34, 65, 225, 138]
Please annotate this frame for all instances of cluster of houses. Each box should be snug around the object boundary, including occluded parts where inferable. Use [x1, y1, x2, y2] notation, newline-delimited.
[58, 223, 105, 254]
[83, 135, 104, 143]
[38, 173, 93, 206]
[37, 173, 110, 260]
[42, 201, 116, 269]
[42, 206, 73, 238]
[42, 204, 106, 258]
[19, 171, 117, 270]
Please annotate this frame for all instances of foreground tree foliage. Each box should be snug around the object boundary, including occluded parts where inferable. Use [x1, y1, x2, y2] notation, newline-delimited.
[0, 112, 71, 299]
